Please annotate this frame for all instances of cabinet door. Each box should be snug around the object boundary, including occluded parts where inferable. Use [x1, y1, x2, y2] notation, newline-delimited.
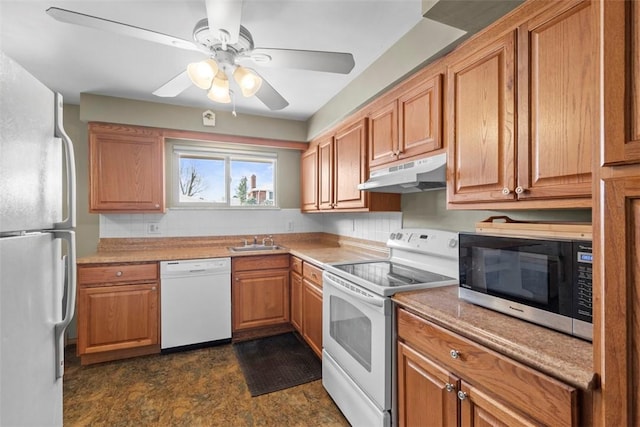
[398, 74, 442, 160]
[447, 31, 517, 204]
[517, 0, 594, 200]
[334, 118, 368, 209]
[301, 147, 318, 211]
[603, 0, 640, 164]
[290, 271, 303, 332]
[397, 341, 458, 427]
[459, 381, 538, 427]
[368, 100, 399, 168]
[77, 283, 158, 355]
[233, 269, 290, 331]
[89, 124, 164, 212]
[317, 136, 334, 210]
[302, 279, 323, 358]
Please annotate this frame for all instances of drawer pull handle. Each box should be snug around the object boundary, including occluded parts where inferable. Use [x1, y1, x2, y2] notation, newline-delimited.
[115, 271, 123, 277]
[445, 383, 455, 393]
[449, 349, 460, 359]
[457, 390, 468, 401]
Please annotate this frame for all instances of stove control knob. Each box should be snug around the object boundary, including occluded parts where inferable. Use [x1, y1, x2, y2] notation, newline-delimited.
[396, 233, 403, 240]
[449, 239, 458, 248]
[389, 233, 396, 240]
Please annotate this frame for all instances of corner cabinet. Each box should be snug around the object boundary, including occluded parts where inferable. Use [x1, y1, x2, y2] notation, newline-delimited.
[368, 73, 443, 169]
[447, 0, 595, 208]
[302, 117, 401, 213]
[88, 122, 165, 213]
[397, 308, 580, 426]
[76, 262, 160, 365]
[232, 255, 290, 334]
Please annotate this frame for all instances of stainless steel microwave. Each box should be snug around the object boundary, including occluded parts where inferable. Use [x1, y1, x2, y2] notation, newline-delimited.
[458, 233, 593, 341]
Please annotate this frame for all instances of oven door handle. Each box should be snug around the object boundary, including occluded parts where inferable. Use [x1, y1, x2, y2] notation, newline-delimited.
[323, 272, 388, 311]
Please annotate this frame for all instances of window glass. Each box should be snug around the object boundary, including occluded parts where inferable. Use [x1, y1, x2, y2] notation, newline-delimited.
[172, 145, 277, 208]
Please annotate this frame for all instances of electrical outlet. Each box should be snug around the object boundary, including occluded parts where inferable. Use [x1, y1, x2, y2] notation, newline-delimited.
[147, 223, 161, 234]
[287, 221, 294, 232]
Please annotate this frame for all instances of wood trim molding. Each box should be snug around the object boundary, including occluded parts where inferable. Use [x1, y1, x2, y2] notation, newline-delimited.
[162, 128, 308, 151]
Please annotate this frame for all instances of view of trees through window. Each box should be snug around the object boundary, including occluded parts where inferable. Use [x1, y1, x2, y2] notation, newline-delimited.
[176, 152, 275, 207]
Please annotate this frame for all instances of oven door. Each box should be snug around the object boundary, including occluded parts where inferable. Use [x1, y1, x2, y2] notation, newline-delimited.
[322, 271, 392, 411]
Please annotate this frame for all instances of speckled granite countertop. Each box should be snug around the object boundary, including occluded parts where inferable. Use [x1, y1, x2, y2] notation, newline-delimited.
[77, 232, 388, 267]
[393, 286, 596, 391]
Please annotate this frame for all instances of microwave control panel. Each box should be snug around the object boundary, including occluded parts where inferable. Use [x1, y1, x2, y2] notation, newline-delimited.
[574, 241, 593, 323]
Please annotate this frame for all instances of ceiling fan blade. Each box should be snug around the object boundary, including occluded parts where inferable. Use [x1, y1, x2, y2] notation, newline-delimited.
[46, 7, 200, 52]
[246, 48, 355, 74]
[254, 74, 289, 111]
[153, 71, 192, 97]
[205, 0, 243, 45]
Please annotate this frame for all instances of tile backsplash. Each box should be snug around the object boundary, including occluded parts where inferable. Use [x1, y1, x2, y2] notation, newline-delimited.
[99, 209, 402, 243]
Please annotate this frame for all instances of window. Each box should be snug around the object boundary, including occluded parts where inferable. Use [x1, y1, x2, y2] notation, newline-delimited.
[171, 145, 277, 208]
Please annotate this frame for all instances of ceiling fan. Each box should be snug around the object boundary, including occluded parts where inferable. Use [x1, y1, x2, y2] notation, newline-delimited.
[46, 0, 356, 111]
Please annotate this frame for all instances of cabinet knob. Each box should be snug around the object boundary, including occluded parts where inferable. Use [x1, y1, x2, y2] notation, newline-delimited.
[449, 349, 460, 359]
[151, 286, 156, 291]
[445, 383, 455, 393]
[515, 186, 526, 194]
[115, 271, 123, 277]
[457, 390, 468, 401]
[502, 187, 511, 195]
[154, 203, 160, 208]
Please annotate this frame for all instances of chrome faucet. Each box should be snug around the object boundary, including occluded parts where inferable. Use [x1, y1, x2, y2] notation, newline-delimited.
[253, 236, 258, 245]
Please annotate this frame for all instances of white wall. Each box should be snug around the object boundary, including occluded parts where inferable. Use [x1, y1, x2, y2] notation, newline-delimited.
[99, 209, 402, 243]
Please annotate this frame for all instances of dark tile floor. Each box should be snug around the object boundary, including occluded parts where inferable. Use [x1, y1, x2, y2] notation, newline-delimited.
[64, 344, 349, 426]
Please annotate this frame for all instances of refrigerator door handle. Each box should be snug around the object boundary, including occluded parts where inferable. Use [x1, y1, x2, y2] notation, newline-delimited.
[53, 93, 76, 230]
[53, 230, 76, 379]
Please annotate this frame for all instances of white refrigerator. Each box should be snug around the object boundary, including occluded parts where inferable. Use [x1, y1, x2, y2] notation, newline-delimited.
[0, 50, 77, 426]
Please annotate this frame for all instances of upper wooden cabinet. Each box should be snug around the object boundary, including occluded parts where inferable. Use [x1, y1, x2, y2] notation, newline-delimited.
[603, 0, 640, 164]
[368, 74, 443, 169]
[448, 0, 595, 207]
[89, 123, 165, 212]
[302, 117, 401, 213]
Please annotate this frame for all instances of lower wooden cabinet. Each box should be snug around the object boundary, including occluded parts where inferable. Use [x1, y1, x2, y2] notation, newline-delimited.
[76, 262, 160, 365]
[232, 255, 290, 333]
[290, 256, 323, 358]
[397, 307, 580, 427]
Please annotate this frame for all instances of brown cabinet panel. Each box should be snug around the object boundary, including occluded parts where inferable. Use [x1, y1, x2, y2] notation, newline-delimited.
[317, 136, 334, 210]
[447, 31, 517, 204]
[78, 263, 158, 285]
[300, 147, 318, 212]
[302, 279, 323, 358]
[397, 341, 458, 427]
[368, 101, 398, 168]
[459, 381, 538, 427]
[77, 283, 158, 355]
[88, 123, 164, 212]
[232, 254, 290, 272]
[290, 270, 303, 332]
[290, 255, 303, 275]
[334, 118, 368, 209]
[302, 261, 323, 287]
[518, 0, 594, 199]
[398, 75, 442, 160]
[232, 268, 290, 331]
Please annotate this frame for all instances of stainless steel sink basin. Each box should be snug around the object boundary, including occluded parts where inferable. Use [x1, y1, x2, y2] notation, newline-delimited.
[229, 245, 284, 252]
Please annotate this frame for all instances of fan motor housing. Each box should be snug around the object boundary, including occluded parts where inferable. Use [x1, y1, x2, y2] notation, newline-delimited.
[192, 19, 254, 55]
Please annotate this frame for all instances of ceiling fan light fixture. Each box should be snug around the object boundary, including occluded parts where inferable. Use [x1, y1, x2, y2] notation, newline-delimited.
[233, 66, 263, 97]
[187, 59, 219, 90]
[207, 70, 231, 103]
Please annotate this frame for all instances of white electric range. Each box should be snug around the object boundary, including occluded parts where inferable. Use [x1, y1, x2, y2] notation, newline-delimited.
[321, 228, 459, 426]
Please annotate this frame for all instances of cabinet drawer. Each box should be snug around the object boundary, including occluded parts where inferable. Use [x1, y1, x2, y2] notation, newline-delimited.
[78, 263, 158, 285]
[290, 256, 303, 275]
[233, 254, 290, 272]
[303, 262, 323, 287]
[397, 308, 577, 427]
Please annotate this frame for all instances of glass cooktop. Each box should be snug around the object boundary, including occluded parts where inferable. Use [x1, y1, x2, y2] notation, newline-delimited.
[333, 261, 455, 289]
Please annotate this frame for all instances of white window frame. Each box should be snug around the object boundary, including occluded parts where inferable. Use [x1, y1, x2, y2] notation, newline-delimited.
[170, 144, 278, 209]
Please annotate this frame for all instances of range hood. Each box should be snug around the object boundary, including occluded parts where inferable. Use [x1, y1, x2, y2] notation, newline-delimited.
[358, 152, 447, 193]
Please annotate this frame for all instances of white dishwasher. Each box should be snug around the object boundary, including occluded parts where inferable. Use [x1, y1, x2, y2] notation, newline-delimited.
[160, 257, 231, 351]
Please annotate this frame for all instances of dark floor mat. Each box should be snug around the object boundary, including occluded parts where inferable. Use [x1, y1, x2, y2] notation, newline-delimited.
[233, 333, 322, 397]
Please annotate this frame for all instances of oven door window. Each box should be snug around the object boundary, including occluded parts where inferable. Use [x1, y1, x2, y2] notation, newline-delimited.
[329, 295, 372, 372]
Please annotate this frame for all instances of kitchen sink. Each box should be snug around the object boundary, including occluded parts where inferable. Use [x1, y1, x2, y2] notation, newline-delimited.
[228, 245, 285, 252]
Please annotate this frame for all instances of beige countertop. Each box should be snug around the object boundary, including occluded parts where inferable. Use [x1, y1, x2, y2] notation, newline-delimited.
[393, 285, 596, 391]
[77, 233, 388, 267]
